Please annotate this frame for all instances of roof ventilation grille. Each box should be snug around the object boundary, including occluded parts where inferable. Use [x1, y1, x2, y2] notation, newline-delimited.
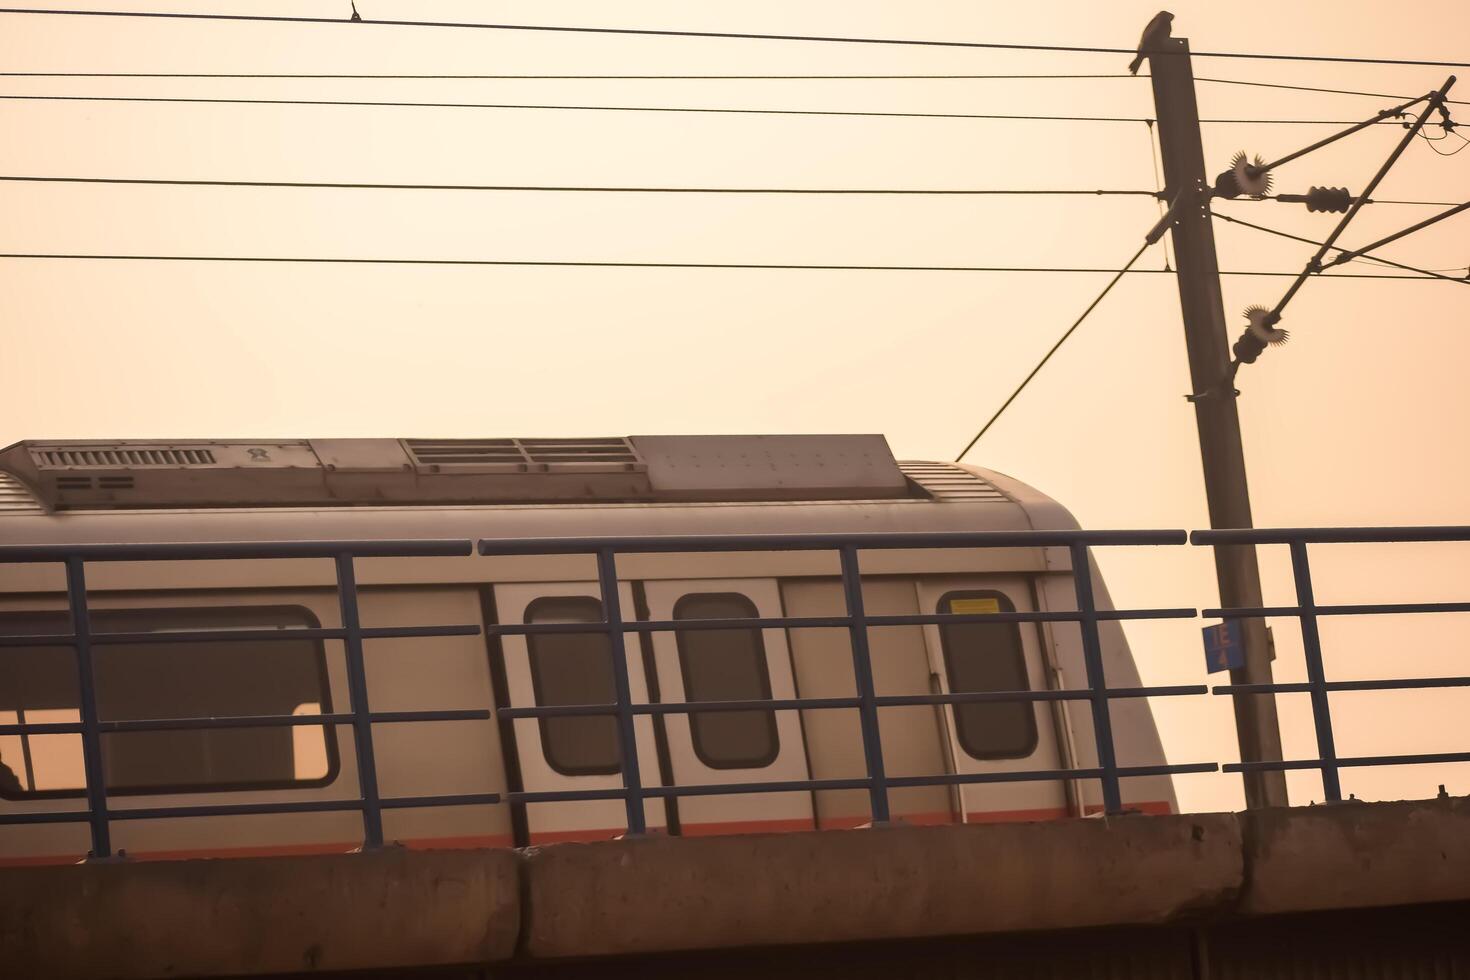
[33, 447, 217, 468]
[898, 462, 1009, 502]
[404, 437, 644, 473]
[0, 472, 45, 514]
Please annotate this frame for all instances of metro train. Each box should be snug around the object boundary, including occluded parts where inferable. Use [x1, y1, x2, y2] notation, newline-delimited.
[0, 434, 1175, 865]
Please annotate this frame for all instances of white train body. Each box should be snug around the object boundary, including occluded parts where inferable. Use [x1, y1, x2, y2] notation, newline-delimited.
[0, 435, 1175, 864]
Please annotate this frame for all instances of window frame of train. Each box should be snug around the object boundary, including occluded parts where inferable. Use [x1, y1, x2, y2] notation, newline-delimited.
[933, 589, 1040, 761]
[0, 604, 339, 800]
[671, 592, 781, 771]
[522, 594, 623, 778]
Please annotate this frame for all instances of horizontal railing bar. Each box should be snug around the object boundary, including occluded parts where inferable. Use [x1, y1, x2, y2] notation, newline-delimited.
[108, 799, 366, 820]
[499, 697, 863, 719]
[0, 722, 85, 735]
[1204, 601, 1470, 619]
[1215, 677, 1470, 695]
[498, 685, 1212, 719]
[0, 810, 93, 825]
[370, 709, 494, 724]
[876, 685, 1210, 706]
[0, 708, 490, 736]
[505, 788, 636, 804]
[870, 609, 1196, 626]
[886, 762, 1218, 788]
[1193, 526, 1470, 545]
[641, 778, 874, 799]
[0, 624, 481, 647]
[1225, 750, 1470, 774]
[479, 529, 1186, 556]
[477, 607, 1198, 639]
[101, 715, 354, 732]
[0, 792, 508, 823]
[888, 767, 1101, 787]
[379, 792, 503, 809]
[0, 538, 474, 563]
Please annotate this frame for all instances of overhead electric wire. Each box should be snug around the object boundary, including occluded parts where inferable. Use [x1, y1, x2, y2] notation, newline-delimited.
[0, 92, 1414, 126]
[1212, 210, 1470, 283]
[0, 173, 1450, 207]
[0, 251, 1443, 279]
[954, 241, 1150, 462]
[0, 70, 1142, 80]
[1197, 75, 1470, 107]
[0, 175, 1163, 196]
[1, 6, 1468, 70]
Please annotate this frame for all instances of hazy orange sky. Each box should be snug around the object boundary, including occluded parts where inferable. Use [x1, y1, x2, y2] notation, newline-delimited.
[1, 0, 1467, 813]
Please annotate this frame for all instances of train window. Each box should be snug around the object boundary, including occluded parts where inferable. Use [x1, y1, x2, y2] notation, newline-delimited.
[673, 594, 779, 770]
[936, 591, 1039, 760]
[0, 607, 337, 799]
[525, 597, 621, 777]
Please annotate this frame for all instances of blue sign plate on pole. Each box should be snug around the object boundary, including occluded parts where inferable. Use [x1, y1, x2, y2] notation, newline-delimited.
[1203, 621, 1244, 674]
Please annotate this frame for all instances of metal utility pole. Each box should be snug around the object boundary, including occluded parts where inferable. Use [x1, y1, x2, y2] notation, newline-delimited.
[1146, 33, 1290, 808]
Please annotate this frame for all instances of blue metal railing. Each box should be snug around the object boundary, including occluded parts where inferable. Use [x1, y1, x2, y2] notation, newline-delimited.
[1194, 527, 1470, 803]
[475, 529, 1208, 831]
[0, 540, 485, 857]
[1, 526, 1467, 858]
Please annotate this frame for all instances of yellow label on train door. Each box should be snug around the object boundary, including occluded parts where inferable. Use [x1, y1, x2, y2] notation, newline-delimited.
[949, 597, 1002, 614]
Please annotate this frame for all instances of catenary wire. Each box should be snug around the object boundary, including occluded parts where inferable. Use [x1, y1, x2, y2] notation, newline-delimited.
[0, 173, 1450, 206]
[0, 175, 1165, 195]
[1197, 75, 1470, 107]
[0, 252, 1447, 278]
[0, 7, 1467, 70]
[0, 92, 1421, 125]
[954, 241, 1151, 462]
[1211, 210, 1470, 283]
[0, 71, 1144, 80]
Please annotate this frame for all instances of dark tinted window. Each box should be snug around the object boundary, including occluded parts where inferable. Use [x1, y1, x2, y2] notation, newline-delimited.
[525, 597, 620, 776]
[937, 591, 1038, 760]
[0, 607, 335, 799]
[674, 594, 779, 770]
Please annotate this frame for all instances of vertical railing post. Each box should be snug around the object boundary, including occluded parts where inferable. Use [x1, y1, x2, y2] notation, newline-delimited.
[1289, 540, 1342, 803]
[1069, 542, 1123, 815]
[838, 545, 891, 825]
[64, 557, 112, 859]
[335, 553, 384, 848]
[597, 548, 646, 836]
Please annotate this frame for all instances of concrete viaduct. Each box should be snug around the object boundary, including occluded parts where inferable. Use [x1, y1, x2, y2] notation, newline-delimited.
[4, 794, 1469, 978]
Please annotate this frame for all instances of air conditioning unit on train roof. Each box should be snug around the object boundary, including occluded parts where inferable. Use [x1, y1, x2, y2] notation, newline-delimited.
[0, 434, 914, 510]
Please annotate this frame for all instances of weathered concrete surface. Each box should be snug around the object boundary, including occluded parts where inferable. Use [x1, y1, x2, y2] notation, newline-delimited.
[1238, 794, 1470, 916]
[5, 797, 1470, 977]
[0, 846, 520, 979]
[521, 814, 1244, 959]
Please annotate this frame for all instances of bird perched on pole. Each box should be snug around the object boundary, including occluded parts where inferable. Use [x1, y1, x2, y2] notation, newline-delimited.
[1129, 11, 1174, 75]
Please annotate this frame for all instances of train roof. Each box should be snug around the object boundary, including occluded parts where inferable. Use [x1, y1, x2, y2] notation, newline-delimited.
[0, 435, 1079, 542]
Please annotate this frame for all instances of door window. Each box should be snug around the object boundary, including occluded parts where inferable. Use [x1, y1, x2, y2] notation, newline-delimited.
[935, 591, 1039, 760]
[524, 596, 621, 776]
[673, 594, 779, 770]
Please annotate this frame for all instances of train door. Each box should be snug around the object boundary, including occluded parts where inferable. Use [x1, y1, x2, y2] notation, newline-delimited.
[493, 582, 666, 842]
[915, 576, 1069, 823]
[640, 579, 815, 836]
